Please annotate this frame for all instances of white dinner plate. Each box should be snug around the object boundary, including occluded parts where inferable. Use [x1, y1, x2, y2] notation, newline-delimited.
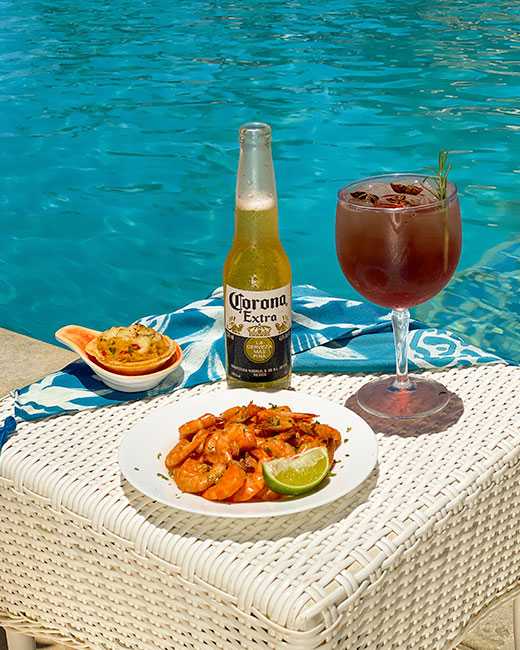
[119, 388, 378, 518]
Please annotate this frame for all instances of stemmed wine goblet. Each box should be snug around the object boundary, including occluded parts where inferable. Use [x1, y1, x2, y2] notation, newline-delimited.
[335, 172, 462, 419]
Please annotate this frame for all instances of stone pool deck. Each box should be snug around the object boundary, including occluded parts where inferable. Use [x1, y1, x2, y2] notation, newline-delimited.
[0, 328, 514, 650]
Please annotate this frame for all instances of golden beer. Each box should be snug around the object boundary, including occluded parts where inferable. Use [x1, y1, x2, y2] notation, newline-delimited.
[223, 122, 292, 389]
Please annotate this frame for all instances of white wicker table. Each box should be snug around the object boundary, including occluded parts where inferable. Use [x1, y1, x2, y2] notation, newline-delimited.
[0, 365, 519, 650]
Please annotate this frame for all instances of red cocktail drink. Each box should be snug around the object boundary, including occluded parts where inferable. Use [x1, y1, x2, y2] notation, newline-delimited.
[336, 173, 462, 419]
[337, 176, 461, 309]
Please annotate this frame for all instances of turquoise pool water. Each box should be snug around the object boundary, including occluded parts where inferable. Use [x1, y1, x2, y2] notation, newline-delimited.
[1, 0, 518, 361]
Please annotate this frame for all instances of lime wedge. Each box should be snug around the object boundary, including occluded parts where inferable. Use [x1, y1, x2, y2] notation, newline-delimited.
[262, 447, 330, 496]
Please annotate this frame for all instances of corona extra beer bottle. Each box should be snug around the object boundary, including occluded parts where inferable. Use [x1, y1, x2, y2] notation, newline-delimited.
[223, 122, 292, 389]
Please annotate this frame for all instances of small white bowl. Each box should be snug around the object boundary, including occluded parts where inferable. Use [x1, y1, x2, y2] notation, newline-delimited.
[55, 325, 183, 393]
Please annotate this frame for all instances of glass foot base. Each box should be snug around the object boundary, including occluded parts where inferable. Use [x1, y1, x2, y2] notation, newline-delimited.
[356, 376, 451, 419]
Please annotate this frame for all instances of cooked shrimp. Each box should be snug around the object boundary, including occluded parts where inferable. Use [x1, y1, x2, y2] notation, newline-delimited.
[221, 402, 260, 423]
[173, 458, 223, 494]
[290, 412, 316, 421]
[230, 450, 268, 502]
[229, 466, 264, 502]
[203, 430, 233, 465]
[313, 423, 341, 464]
[204, 422, 256, 465]
[165, 429, 209, 469]
[239, 452, 258, 472]
[175, 459, 227, 494]
[276, 430, 297, 442]
[297, 435, 325, 453]
[314, 423, 341, 449]
[326, 441, 337, 465]
[224, 422, 256, 454]
[220, 406, 242, 421]
[255, 486, 281, 501]
[202, 463, 246, 501]
[179, 413, 219, 438]
[257, 406, 291, 418]
[257, 414, 295, 434]
[258, 436, 295, 458]
[296, 421, 315, 435]
[167, 403, 342, 502]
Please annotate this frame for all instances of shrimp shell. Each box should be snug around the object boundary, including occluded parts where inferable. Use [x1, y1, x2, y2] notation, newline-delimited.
[173, 459, 212, 494]
[230, 450, 268, 503]
[179, 413, 219, 439]
[165, 429, 209, 470]
[202, 463, 246, 501]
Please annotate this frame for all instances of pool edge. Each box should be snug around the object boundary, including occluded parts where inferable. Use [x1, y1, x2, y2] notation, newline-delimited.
[0, 327, 76, 397]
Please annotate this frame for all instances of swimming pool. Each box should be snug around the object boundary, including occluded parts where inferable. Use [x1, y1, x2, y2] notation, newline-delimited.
[1, 0, 518, 362]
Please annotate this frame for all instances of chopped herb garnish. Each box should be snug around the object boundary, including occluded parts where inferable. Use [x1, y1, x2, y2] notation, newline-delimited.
[156, 452, 162, 460]
[157, 472, 170, 481]
[134, 467, 140, 471]
[346, 426, 352, 432]
[328, 472, 337, 478]
[343, 438, 349, 443]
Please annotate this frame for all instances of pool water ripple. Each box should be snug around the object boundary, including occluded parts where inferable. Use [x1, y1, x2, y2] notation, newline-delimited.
[0, 0, 518, 362]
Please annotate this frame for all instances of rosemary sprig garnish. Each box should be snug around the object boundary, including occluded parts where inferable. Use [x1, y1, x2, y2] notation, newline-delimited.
[421, 150, 452, 272]
[436, 150, 451, 200]
[421, 150, 451, 200]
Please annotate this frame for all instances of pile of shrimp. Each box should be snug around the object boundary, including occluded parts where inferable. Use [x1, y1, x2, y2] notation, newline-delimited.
[165, 403, 341, 502]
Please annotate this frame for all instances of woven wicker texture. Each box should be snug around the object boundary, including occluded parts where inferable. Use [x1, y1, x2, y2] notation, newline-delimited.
[0, 365, 519, 649]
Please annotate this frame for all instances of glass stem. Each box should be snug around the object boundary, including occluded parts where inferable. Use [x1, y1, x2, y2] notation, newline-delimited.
[391, 308, 413, 391]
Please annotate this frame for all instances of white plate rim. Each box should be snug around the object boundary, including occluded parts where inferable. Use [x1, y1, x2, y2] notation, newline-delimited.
[119, 388, 378, 518]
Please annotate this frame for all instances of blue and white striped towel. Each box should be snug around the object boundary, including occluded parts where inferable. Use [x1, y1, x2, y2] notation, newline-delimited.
[0, 285, 503, 448]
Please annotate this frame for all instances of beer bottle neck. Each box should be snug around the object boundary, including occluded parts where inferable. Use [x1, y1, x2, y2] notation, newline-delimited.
[235, 130, 279, 242]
